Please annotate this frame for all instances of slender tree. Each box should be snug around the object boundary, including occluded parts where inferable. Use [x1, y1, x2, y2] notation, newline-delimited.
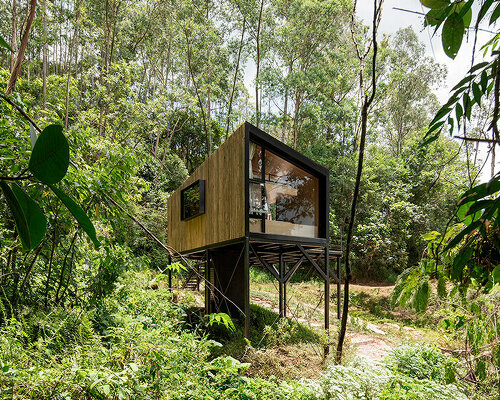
[336, 0, 383, 364]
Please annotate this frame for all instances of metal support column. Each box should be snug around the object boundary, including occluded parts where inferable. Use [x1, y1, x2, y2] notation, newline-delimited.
[196, 263, 200, 291]
[278, 252, 284, 318]
[337, 256, 341, 319]
[324, 246, 330, 357]
[168, 255, 172, 291]
[325, 246, 330, 330]
[244, 238, 250, 339]
[281, 252, 286, 317]
[204, 250, 210, 315]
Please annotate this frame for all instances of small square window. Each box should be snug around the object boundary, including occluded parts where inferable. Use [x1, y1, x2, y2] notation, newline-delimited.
[181, 180, 205, 220]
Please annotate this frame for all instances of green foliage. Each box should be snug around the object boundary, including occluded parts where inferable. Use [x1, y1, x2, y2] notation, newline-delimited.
[378, 375, 467, 400]
[208, 312, 236, 332]
[318, 355, 467, 400]
[49, 184, 100, 248]
[28, 124, 69, 185]
[249, 304, 318, 348]
[385, 344, 457, 384]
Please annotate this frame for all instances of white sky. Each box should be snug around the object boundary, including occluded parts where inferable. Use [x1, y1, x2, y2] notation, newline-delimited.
[357, 0, 499, 181]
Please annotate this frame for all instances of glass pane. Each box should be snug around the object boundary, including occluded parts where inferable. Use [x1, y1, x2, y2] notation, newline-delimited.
[264, 150, 318, 238]
[182, 181, 203, 219]
[249, 182, 268, 215]
[249, 142, 263, 179]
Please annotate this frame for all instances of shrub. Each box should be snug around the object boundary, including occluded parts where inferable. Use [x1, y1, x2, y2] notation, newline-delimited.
[385, 344, 457, 384]
[379, 375, 468, 400]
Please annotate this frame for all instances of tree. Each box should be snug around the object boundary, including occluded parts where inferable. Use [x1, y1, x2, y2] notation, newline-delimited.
[376, 27, 445, 156]
[336, 0, 383, 364]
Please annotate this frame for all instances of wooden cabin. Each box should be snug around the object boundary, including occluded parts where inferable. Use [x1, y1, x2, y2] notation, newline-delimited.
[167, 122, 341, 337]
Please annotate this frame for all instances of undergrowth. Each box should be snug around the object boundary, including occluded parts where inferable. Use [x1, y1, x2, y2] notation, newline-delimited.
[0, 269, 473, 399]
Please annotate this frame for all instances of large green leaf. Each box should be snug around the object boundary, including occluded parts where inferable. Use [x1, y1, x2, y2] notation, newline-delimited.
[49, 185, 100, 248]
[421, 0, 449, 9]
[452, 246, 473, 280]
[29, 125, 69, 184]
[0, 181, 30, 250]
[11, 184, 46, 249]
[490, 2, 500, 24]
[442, 13, 465, 59]
[444, 219, 482, 250]
[492, 265, 500, 284]
[0, 36, 13, 53]
[478, 0, 495, 24]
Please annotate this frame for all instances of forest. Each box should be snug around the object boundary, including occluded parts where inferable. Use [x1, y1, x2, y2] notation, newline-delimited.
[0, 0, 498, 398]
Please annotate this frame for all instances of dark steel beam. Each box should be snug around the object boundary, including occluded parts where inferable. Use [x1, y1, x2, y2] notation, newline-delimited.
[250, 243, 280, 281]
[297, 244, 327, 280]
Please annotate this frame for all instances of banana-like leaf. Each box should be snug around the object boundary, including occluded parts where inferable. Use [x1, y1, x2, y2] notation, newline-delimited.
[49, 185, 100, 248]
[11, 183, 46, 249]
[0, 181, 30, 250]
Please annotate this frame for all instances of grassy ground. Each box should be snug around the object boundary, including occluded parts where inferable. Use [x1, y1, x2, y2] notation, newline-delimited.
[179, 267, 462, 382]
[1, 268, 479, 399]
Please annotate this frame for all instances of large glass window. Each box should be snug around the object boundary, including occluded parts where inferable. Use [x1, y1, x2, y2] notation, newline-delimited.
[248, 142, 319, 238]
[181, 180, 205, 220]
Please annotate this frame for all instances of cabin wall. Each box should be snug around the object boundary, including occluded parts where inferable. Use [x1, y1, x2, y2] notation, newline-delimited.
[168, 125, 246, 253]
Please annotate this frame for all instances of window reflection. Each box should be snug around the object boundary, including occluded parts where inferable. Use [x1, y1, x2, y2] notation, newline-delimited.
[249, 143, 262, 179]
[248, 142, 319, 238]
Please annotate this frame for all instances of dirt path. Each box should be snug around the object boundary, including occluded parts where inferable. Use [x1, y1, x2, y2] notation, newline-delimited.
[250, 283, 432, 362]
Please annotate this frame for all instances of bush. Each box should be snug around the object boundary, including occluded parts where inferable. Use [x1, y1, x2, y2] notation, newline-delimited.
[385, 344, 457, 384]
[379, 375, 468, 400]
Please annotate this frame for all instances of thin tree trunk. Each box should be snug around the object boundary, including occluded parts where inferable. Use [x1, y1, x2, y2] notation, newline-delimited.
[10, 0, 17, 73]
[492, 142, 496, 178]
[185, 30, 210, 154]
[206, 0, 212, 153]
[55, 231, 78, 304]
[44, 221, 57, 308]
[64, 0, 81, 129]
[42, 0, 47, 108]
[282, 62, 292, 142]
[6, 0, 37, 96]
[255, 0, 264, 128]
[336, 0, 383, 364]
[226, 17, 246, 138]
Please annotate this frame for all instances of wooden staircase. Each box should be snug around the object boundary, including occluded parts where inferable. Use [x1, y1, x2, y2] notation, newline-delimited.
[181, 262, 205, 291]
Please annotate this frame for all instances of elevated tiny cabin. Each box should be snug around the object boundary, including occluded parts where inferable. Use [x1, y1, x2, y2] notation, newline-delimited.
[168, 122, 341, 337]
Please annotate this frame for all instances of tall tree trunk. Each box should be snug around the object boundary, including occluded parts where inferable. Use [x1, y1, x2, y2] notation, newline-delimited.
[65, 0, 81, 130]
[255, 0, 264, 128]
[282, 62, 292, 142]
[336, 0, 383, 364]
[206, 0, 212, 153]
[42, 0, 47, 108]
[6, 0, 37, 96]
[226, 17, 246, 138]
[10, 0, 17, 73]
[185, 30, 209, 153]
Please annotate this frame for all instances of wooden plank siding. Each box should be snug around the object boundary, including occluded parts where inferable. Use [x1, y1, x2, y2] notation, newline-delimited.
[167, 124, 246, 253]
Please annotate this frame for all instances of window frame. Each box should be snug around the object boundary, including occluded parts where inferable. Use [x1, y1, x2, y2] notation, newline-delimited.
[247, 137, 324, 238]
[181, 179, 206, 221]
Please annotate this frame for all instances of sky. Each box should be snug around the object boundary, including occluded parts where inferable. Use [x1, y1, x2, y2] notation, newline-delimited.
[357, 0, 492, 103]
[357, 0, 499, 181]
